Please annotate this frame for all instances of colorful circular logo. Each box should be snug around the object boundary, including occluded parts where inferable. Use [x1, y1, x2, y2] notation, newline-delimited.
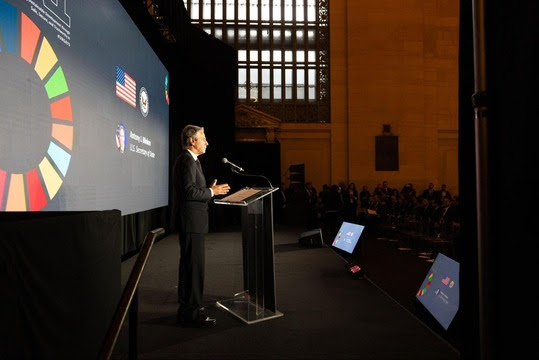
[417, 272, 434, 296]
[0, 2, 74, 211]
[139, 86, 149, 117]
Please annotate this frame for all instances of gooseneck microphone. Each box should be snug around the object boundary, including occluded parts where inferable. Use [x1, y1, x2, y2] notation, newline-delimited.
[221, 157, 244, 172]
[222, 157, 273, 187]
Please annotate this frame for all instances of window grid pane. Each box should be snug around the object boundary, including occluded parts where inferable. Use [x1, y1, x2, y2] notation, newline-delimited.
[250, 68, 258, 100]
[227, 0, 235, 20]
[250, 1, 258, 21]
[262, 68, 271, 99]
[190, 1, 199, 19]
[238, 0, 246, 20]
[296, 0, 304, 22]
[285, 69, 293, 99]
[308, 68, 316, 100]
[261, 0, 270, 21]
[238, 67, 247, 99]
[307, 0, 316, 21]
[215, 0, 223, 20]
[274, 68, 282, 100]
[202, 0, 211, 20]
[273, 1, 281, 21]
[297, 69, 305, 100]
[284, 0, 293, 21]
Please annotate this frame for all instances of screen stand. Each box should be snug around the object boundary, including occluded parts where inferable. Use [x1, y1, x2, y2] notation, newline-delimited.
[214, 187, 284, 324]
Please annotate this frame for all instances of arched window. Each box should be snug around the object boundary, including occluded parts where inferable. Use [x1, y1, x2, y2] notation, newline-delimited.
[183, 0, 330, 123]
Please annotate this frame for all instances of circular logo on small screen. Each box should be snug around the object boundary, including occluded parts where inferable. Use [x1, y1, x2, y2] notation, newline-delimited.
[164, 74, 169, 105]
[139, 87, 149, 117]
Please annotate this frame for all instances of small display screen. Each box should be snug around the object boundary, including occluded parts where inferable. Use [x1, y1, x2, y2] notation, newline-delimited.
[416, 253, 460, 330]
[331, 222, 365, 254]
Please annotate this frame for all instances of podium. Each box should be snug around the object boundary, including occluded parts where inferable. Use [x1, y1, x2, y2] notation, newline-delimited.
[214, 187, 283, 324]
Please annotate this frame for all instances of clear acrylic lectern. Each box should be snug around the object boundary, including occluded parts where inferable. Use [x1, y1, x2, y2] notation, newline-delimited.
[214, 187, 283, 324]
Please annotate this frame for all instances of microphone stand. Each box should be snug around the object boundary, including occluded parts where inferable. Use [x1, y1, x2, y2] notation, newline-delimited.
[230, 167, 274, 188]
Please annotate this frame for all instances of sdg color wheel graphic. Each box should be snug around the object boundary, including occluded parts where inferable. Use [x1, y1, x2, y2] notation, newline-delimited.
[417, 272, 434, 297]
[0, 1, 74, 211]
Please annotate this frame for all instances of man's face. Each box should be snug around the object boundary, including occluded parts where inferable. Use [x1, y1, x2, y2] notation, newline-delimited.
[118, 126, 125, 150]
[190, 130, 208, 156]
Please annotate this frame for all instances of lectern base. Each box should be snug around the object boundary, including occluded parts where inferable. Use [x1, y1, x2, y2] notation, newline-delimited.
[216, 292, 283, 324]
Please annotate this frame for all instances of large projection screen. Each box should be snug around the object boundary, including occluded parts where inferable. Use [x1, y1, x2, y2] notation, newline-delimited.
[0, 0, 169, 215]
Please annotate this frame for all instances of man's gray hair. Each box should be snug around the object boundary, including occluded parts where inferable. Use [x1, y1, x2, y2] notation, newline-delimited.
[181, 125, 203, 149]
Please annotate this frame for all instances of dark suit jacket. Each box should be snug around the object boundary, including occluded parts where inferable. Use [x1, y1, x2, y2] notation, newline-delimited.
[171, 150, 212, 234]
[422, 189, 436, 201]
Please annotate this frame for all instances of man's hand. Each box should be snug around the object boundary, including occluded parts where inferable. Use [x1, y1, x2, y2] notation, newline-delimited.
[211, 179, 231, 196]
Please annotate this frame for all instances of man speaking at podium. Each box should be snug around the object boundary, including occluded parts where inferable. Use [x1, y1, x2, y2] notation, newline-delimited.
[172, 125, 230, 327]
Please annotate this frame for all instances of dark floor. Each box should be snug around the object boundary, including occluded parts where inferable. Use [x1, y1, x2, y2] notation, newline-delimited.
[112, 224, 460, 360]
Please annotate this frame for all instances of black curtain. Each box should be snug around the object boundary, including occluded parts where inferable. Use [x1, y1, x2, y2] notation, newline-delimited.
[456, 1, 479, 358]
[229, 141, 281, 189]
[168, 20, 237, 188]
[483, 3, 537, 359]
[167, 3, 237, 233]
[0, 211, 121, 359]
[458, 2, 537, 359]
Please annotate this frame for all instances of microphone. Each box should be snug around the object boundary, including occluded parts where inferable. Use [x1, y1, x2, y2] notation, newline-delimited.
[222, 157, 244, 172]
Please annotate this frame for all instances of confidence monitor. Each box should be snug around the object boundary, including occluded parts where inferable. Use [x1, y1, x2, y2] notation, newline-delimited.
[416, 253, 460, 330]
[332, 221, 365, 256]
[0, 0, 169, 215]
[331, 222, 366, 277]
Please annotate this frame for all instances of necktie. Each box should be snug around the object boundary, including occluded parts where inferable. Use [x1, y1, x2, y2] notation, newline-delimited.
[195, 159, 202, 172]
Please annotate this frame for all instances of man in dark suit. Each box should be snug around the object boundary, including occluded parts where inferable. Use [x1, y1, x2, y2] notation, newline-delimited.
[421, 182, 436, 202]
[172, 125, 230, 327]
[435, 183, 453, 203]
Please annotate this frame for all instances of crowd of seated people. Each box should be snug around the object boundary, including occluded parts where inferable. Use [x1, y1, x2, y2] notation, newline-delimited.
[280, 180, 460, 244]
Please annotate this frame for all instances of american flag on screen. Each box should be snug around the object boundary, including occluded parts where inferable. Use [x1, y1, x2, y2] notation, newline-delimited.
[116, 66, 137, 107]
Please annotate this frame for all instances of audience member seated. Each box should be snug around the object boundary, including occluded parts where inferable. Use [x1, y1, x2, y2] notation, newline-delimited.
[400, 183, 417, 202]
[359, 185, 371, 208]
[373, 183, 384, 198]
[436, 183, 453, 203]
[343, 183, 359, 222]
[421, 182, 436, 202]
[380, 180, 392, 200]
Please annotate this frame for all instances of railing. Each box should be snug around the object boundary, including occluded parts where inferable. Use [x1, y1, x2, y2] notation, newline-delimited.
[98, 227, 165, 360]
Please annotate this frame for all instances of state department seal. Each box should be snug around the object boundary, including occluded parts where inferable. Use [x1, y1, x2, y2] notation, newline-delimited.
[139, 87, 149, 117]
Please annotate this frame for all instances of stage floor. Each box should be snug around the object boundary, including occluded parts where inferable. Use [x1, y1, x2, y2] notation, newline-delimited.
[113, 225, 459, 360]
